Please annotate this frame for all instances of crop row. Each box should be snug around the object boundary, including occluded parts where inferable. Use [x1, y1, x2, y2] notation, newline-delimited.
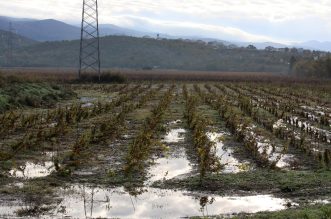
[183, 85, 221, 181]
[0, 85, 152, 161]
[196, 85, 292, 168]
[207, 84, 331, 168]
[0, 84, 144, 137]
[216, 84, 330, 144]
[70, 84, 128, 93]
[254, 84, 331, 107]
[228, 84, 331, 127]
[59, 85, 166, 174]
[123, 85, 175, 177]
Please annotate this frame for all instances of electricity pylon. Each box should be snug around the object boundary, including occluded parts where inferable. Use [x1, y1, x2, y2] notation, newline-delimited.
[79, 0, 101, 80]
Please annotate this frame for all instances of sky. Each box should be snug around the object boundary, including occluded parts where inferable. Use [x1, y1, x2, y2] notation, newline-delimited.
[1, 0, 331, 43]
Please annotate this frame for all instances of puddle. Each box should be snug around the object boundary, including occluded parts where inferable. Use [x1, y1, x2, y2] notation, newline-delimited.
[150, 128, 191, 182]
[0, 203, 22, 218]
[207, 132, 251, 173]
[270, 154, 297, 168]
[300, 105, 331, 118]
[80, 97, 96, 103]
[48, 122, 58, 128]
[123, 134, 130, 139]
[80, 97, 96, 108]
[148, 150, 192, 182]
[273, 119, 286, 129]
[9, 161, 55, 179]
[48, 186, 291, 219]
[167, 120, 182, 125]
[286, 116, 331, 143]
[257, 142, 296, 168]
[43, 151, 57, 158]
[162, 128, 186, 143]
[313, 199, 330, 204]
[81, 102, 94, 108]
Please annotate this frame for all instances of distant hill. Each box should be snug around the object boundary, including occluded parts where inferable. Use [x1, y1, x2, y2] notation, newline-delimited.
[0, 17, 80, 41]
[0, 16, 149, 42]
[0, 35, 322, 72]
[99, 24, 148, 37]
[1, 16, 331, 52]
[293, 41, 331, 52]
[0, 29, 36, 50]
[234, 42, 288, 50]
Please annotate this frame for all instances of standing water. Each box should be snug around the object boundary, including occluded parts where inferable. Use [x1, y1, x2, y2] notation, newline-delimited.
[48, 185, 291, 219]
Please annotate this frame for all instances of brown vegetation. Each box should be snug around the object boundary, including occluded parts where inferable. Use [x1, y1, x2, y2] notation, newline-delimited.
[1, 68, 330, 83]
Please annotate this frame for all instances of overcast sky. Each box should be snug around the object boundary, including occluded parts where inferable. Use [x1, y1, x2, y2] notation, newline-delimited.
[1, 0, 331, 43]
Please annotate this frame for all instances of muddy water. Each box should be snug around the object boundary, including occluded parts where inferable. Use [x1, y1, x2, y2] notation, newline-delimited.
[162, 128, 186, 143]
[9, 161, 55, 179]
[148, 149, 192, 182]
[256, 142, 297, 169]
[0, 204, 22, 218]
[80, 97, 96, 108]
[271, 154, 296, 168]
[0, 125, 297, 218]
[50, 186, 290, 219]
[207, 132, 251, 173]
[149, 128, 191, 182]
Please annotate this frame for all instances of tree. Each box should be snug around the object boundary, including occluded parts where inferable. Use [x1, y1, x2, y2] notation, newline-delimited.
[325, 57, 331, 77]
[247, 45, 257, 50]
[289, 56, 297, 73]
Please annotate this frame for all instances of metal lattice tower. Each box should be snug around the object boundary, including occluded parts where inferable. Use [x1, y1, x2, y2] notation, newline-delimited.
[79, 0, 101, 79]
[6, 22, 14, 66]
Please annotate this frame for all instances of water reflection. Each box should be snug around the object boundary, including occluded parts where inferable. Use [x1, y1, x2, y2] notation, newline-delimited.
[52, 185, 290, 219]
[207, 132, 251, 173]
[80, 97, 97, 108]
[149, 128, 191, 182]
[9, 161, 55, 179]
[80, 97, 97, 103]
[0, 203, 22, 218]
[148, 151, 192, 182]
[162, 128, 186, 143]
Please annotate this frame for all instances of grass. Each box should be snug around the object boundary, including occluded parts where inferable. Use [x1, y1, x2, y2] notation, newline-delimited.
[131, 108, 152, 121]
[236, 204, 331, 219]
[0, 81, 75, 112]
[191, 204, 331, 219]
[153, 170, 331, 198]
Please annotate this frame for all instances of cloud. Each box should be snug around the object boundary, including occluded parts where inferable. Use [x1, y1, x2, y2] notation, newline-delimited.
[0, 0, 331, 42]
[113, 15, 279, 42]
[101, 0, 331, 23]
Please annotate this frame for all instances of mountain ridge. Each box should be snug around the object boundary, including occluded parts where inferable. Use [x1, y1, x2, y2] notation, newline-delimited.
[1, 15, 331, 52]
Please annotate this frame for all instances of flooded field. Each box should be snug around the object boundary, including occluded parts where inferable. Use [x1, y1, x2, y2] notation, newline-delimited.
[0, 82, 330, 218]
[0, 184, 293, 218]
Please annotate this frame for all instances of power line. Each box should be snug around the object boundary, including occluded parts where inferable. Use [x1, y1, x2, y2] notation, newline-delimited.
[79, 0, 101, 80]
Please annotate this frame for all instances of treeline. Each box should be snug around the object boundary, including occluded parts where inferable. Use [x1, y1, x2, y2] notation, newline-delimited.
[292, 57, 331, 78]
[0, 30, 36, 51]
[0, 35, 330, 77]
[0, 35, 315, 73]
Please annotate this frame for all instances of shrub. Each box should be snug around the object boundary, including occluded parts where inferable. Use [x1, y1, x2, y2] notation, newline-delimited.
[78, 72, 127, 83]
[24, 95, 42, 107]
[0, 73, 5, 87]
[6, 75, 24, 84]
